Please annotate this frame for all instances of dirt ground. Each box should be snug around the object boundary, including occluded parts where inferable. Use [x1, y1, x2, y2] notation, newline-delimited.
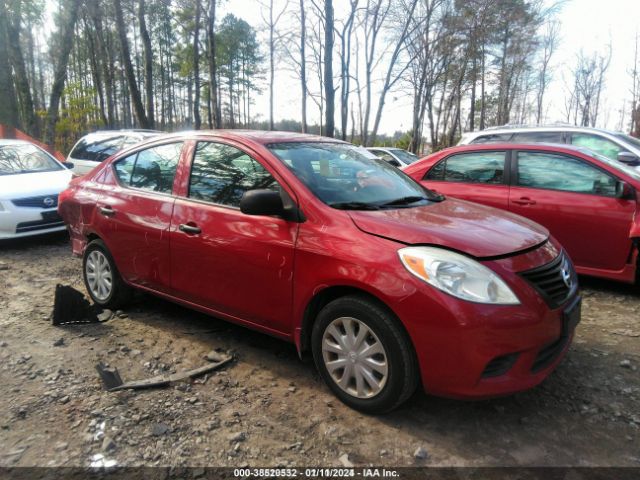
[0, 232, 638, 468]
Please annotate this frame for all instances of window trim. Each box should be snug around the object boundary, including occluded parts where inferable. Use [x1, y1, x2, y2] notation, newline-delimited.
[184, 140, 284, 210]
[423, 150, 511, 186]
[110, 141, 184, 197]
[512, 149, 622, 198]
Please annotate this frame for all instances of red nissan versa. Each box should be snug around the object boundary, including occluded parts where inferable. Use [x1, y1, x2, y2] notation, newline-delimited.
[58, 131, 581, 413]
[404, 143, 640, 284]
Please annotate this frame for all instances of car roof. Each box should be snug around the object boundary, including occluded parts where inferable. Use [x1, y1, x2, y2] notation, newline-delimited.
[138, 129, 346, 146]
[0, 139, 34, 146]
[469, 124, 624, 137]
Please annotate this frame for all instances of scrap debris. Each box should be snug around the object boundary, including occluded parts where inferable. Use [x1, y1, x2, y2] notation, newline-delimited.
[96, 352, 233, 391]
[51, 284, 102, 325]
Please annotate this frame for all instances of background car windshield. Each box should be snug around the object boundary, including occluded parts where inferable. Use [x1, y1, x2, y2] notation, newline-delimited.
[268, 142, 431, 208]
[0, 144, 63, 175]
[392, 149, 419, 164]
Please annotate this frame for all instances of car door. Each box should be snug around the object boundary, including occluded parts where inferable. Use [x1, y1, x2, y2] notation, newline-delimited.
[169, 140, 298, 335]
[94, 142, 183, 293]
[509, 150, 636, 272]
[420, 150, 510, 209]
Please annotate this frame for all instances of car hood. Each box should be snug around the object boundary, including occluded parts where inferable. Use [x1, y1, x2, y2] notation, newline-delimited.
[0, 169, 73, 199]
[348, 198, 549, 258]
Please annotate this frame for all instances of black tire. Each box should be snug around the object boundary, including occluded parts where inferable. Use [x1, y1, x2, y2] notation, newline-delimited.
[311, 295, 419, 414]
[82, 239, 133, 309]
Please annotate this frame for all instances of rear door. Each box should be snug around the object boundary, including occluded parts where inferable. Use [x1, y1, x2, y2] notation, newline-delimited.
[420, 150, 510, 209]
[509, 150, 635, 271]
[94, 142, 183, 293]
[169, 140, 298, 335]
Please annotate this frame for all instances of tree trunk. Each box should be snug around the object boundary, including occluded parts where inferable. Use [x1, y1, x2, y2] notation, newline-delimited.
[138, 0, 155, 128]
[299, 0, 307, 133]
[207, 0, 221, 128]
[323, 0, 335, 138]
[113, 0, 150, 129]
[193, 0, 202, 129]
[0, 2, 19, 128]
[44, 0, 82, 145]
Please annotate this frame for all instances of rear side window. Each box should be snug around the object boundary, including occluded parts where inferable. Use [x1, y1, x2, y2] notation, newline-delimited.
[113, 142, 182, 194]
[70, 136, 125, 162]
[470, 133, 512, 144]
[188, 142, 278, 207]
[425, 152, 506, 184]
[517, 151, 618, 196]
[571, 134, 622, 160]
[511, 131, 564, 143]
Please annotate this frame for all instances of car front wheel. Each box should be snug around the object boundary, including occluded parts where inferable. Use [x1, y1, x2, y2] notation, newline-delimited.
[311, 295, 418, 414]
[83, 239, 132, 309]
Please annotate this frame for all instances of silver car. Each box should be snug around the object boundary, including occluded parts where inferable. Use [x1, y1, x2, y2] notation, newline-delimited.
[366, 147, 419, 168]
[458, 125, 640, 166]
[67, 129, 162, 175]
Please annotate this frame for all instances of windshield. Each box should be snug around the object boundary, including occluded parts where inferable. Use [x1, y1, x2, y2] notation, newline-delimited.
[0, 144, 63, 176]
[391, 149, 419, 165]
[268, 142, 441, 210]
[613, 132, 640, 150]
[577, 147, 640, 182]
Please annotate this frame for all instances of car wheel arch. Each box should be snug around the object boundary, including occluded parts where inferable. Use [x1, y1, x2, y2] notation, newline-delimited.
[297, 286, 417, 364]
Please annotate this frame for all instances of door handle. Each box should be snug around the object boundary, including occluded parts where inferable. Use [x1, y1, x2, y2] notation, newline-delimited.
[99, 206, 115, 216]
[179, 223, 201, 235]
[512, 197, 536, 206]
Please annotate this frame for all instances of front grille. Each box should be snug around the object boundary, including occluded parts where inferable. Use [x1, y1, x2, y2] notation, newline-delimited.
[16, 215, 64, 233]
[519, 253, 574, 309]
[481, 353, 519, 378]
[11, 194, 59, 209]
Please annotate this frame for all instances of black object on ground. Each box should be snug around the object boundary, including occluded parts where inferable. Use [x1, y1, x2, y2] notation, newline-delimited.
[95, 354, 233, 391]
[51, 284, 101, 325]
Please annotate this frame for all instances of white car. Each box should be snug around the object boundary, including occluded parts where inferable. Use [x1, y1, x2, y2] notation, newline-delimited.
[366, 147, 420, 168]
[458, 125, 640, 167]
[0, 140, 74, 239]
[67, 129, 161, 175]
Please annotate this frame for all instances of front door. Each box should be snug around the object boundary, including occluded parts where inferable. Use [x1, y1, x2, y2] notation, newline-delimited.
[169, 141, 298, 335]
[509, 150, 636, 271]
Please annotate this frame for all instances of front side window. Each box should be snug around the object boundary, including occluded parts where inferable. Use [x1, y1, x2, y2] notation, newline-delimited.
[188, 142, 278, 207]
[113, 142, 182, 194]
[571, 133, 622, 160]
[426, 152, 505, 184]
[391, 149, 419, 165]
[512, 131, 564, 143]
[268, 142, 436, 209]
[517, 151, 618, 196]
[0, 144, 63, 175]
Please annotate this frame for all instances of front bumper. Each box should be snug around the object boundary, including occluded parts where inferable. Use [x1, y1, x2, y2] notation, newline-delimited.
[394, 242, 580, 399]
[0, 199, 66, 239]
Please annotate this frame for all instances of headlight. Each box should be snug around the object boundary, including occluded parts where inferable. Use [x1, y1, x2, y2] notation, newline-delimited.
[398, 246, 520, 305]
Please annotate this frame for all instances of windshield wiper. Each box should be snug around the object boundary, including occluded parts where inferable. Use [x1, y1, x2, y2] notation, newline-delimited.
[379, 195, 428, 207]
[329, 201, 381, 210]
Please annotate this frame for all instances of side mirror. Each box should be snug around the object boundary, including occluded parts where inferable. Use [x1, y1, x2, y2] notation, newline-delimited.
[63, 161, 75, 169]
[240, 189, 284, 216]
[617, 151, 640, 166]
[615, 180, 635, 200]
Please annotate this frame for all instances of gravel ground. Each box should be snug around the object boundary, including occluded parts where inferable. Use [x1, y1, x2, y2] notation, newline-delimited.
[0, 233, 638, 468]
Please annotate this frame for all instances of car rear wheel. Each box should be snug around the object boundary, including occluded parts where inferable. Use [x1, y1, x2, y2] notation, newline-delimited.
[83, 239, 132, 309]
[311, 295, 418, 414]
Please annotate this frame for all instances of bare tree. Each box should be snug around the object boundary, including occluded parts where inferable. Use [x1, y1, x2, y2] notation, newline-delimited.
[568, 47, 612, 127]
[336, 0, 358, 140]
[261, 0, 289, 130]
[323, 0, 335, 137]
[138, 0, 154, 128]
[536, 19, 559, 124]
[630, 33, 640, 136]
[193, 0, 202, 129]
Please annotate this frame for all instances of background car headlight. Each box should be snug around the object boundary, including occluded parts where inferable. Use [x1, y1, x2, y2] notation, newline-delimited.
[398, 246, 520, 305]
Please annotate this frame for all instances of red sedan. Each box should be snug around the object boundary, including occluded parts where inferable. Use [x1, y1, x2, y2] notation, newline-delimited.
[405, 143, 640, 283]
[59, 131, 580, 412]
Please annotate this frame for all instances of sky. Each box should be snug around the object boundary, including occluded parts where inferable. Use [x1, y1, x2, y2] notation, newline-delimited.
[220, 0, 640, 135]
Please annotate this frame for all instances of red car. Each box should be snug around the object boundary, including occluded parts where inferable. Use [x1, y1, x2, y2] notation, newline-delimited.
[405, 143, 640, 283]
[59, 131, 580, 413]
